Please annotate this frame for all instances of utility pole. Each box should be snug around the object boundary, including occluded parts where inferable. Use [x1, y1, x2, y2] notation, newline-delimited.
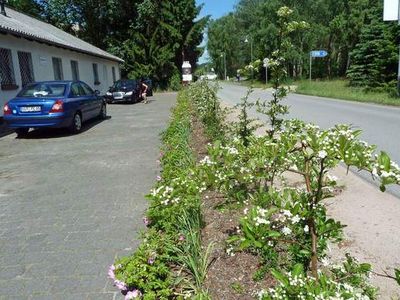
[224, 52, 227, 81]
[309, 52, 312, 81]
[245, 37, 254, 81]
[397, 0, 400, 96]
[220, 52, 227, 80]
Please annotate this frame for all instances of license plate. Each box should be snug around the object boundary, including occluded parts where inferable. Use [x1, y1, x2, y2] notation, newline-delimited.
[113, 92, 124, 100]
[20, 106, 41, 112]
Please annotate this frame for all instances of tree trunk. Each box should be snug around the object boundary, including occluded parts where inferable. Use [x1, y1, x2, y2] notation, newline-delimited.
[309, 218, 319, 278]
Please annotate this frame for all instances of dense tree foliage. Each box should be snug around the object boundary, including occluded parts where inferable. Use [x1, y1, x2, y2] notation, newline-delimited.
[9, 0, 207, 88]
[207, 0, 400, 89]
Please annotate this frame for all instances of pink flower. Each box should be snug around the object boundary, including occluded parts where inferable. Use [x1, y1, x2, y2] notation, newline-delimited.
[143, 217, 150, 226]
[125, 290, 141, 299]
[108, 265, 115, 280]
[179, 234, 185, 241]
[159, 152, 164, 158]
[147, 257, 155, 265]
[114, 280, 127, 291]
[108, 269, 115, 280]
[156, 175, 162, 181]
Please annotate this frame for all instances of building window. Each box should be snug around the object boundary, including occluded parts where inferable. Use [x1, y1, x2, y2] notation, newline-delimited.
[93, 63, 100, 85]
[103, 65, 108, 83]
[112, 66, 116, 83]
[52, 57, 64, 80]
[71, 60, 79, 81]
[0, 48, 18, 90]
[18, 51, 35, 87]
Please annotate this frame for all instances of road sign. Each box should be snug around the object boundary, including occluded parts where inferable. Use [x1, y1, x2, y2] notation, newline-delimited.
[384, 0, 399, 21]
[263, 58, 269, 67]
[311, 50, 328, 58]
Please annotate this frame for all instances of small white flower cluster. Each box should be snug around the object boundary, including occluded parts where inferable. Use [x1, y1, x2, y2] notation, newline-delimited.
[226, 246, 235, 257]
[258, 270, 371, 300]
[199, 155, 215, 166]
[371, 161, 400, 183]
[249, 206, 305, 238]
[150, 184, 179, 206]
[253, 207, 270, 226]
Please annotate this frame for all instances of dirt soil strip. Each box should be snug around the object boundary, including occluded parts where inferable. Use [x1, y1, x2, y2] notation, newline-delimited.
[190, 115, 274, 299]
[221, 102, 400, 299]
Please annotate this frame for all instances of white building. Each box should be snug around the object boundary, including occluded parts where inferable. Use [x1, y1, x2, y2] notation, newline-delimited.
[0, 6, 123, 116]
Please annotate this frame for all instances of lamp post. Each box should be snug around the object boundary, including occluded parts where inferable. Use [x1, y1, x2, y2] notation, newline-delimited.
[220, 52, 226, 81]
[245, 37, 253, 81]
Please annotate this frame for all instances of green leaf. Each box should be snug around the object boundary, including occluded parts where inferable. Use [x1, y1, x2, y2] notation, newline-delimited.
[267, 231, 281, 238]
[395, 269, 400, 285]
[271, 269, 288, 286]
[292, 264, 304, 276]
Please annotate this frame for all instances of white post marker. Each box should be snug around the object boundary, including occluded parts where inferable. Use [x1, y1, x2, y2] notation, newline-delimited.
[263, 58, 269, 84]
[383, 0, 400, 95]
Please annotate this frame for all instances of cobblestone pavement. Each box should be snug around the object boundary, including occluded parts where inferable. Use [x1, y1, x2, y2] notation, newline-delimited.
[0, 94, 176, 299]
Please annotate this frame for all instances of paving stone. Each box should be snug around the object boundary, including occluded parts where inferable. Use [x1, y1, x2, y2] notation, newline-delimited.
[0, 94, 176, 297]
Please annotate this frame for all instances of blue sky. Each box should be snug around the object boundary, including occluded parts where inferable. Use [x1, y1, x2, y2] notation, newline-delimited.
[196, 0, 237, 20]
[196, 0, 237, 64]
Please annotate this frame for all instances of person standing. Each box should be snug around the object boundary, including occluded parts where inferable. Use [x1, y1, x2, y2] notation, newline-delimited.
[140, 79, 149, 104]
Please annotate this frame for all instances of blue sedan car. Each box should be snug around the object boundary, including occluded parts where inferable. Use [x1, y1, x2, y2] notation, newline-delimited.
[3, 81, 107, 137]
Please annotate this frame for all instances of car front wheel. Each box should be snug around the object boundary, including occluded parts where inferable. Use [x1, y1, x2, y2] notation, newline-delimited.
[99, 103, 107, 119]
[70, 112, 82, 134]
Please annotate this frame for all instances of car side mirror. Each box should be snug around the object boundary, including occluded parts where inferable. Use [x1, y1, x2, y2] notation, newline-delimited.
[94, 90, 100, 96]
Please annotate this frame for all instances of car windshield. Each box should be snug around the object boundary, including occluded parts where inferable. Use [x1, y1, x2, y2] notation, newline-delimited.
[113, 81, 136, 90]
[18, 83, 67, 98]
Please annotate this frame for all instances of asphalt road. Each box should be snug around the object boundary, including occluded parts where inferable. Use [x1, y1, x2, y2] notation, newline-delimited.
[0, 94, 176, 299]
[218, 82, 400, 197]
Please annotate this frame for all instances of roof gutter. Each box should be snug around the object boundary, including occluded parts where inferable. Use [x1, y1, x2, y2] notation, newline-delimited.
[0, 26, 124, 63]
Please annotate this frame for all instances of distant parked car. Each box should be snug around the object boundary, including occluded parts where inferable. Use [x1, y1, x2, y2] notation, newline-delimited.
[105, 79, 153, 104]
[200, 72, 218, 81]
[3, 81, 107, 137]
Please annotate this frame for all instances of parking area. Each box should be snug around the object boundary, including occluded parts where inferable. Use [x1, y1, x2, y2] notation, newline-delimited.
[0, 94, 176, 299]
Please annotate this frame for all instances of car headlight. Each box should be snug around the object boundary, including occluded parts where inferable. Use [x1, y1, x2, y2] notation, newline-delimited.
[106, 92, 112, 96]
[125, 91, 133, 96]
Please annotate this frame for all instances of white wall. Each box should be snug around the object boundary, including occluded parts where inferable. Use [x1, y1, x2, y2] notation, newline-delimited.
[0, 34, 121, 116]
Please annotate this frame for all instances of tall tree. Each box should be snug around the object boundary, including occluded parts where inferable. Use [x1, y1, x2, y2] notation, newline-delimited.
[8, 0, 43, 18]
[347, 1, 399, 88]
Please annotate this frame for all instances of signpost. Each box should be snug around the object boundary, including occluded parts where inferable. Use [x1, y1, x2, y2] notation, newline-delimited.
[263, 58, 269, 84]
[383, 0, 399, 21]
[309, 50, 328, 81]
[383, 0, 400, 95]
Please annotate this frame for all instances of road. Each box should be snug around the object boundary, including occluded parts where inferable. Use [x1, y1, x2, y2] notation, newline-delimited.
[218, 82, 400, 197]
[0, 94, 176, 299]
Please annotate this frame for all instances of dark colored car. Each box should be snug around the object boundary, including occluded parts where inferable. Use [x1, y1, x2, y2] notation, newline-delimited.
[3, 81, 107, 137]
[105, 79, 153, 104]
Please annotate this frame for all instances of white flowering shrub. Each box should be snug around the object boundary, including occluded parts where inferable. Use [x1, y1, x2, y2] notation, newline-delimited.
[229, 188, 343, 269]
[198, 134, 299, 200]
[256, 7, 309, 139]
[201, 117, 400, 280]
[188, 80, 225, 140]
[258, 261, 377, 300]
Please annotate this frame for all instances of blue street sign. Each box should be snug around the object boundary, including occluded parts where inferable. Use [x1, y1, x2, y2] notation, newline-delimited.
[311, 50, 328, 58]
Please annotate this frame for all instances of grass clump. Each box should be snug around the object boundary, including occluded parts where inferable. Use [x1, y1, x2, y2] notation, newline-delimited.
[295, 79, 400, 106]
